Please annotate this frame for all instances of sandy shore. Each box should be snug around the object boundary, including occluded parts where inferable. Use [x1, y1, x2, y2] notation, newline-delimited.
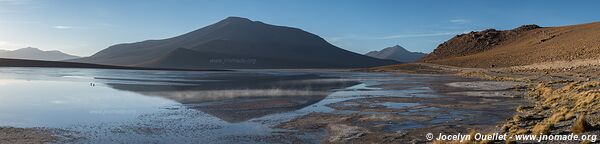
[0, 127, 78, 144]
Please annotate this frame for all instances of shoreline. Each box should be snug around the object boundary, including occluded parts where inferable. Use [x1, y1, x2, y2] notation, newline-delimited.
[0, 58, 230, 72]
[360, 62, 600, 143]
[276, 72, 529, 143]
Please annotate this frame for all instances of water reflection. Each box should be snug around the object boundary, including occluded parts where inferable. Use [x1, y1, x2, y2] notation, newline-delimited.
[0, 79, 177, 127]
[104, 74, 359, 123]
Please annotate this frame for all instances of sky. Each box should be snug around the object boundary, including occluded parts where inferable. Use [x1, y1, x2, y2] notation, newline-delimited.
[1, 0, 599, 56]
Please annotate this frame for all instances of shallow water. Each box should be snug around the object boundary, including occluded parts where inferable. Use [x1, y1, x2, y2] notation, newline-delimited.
[382, 102, 420, 109]
[0, 68, 524, 143]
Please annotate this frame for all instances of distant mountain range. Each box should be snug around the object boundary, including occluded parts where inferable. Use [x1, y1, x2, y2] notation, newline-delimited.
[0, 47, 79, 61]
[422, 22, 600, 67]
[365, 45, 426, 62]
[71, 17, 397, 69]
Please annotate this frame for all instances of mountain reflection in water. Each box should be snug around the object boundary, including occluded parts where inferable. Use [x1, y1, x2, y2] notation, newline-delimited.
[103, 73, 359, 123]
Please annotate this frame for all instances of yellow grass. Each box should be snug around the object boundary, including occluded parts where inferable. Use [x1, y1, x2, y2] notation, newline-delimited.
[532, 122, 553, 135]
[519, 81, 600, 135]
[571, 114, 591, 134]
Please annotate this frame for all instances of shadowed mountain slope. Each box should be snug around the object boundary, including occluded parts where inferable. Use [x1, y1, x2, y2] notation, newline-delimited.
[71, 17, 396, 69]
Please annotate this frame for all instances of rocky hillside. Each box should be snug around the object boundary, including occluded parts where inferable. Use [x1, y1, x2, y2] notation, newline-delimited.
[422, 22, 600, 68]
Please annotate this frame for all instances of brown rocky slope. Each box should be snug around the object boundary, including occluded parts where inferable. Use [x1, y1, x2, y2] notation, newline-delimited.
[422, 22, 600, 68]
[360, 21, 600, 143]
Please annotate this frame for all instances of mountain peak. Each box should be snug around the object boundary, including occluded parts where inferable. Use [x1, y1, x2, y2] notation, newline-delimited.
[513, 24, 541, 32]
[16, 47, 42, 52]
[74, 16, 396, 68]
[382, 45, 409, 53]
[220, 16, 254, 23]
[366, 45, 426, 62]
[0, 47, 79, 61]
[21, 47, 39, 50]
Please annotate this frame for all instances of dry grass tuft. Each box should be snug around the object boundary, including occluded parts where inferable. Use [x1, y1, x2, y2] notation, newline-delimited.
[572, 114, 592, 134]
[467, 130, 477, 142]
[547, 109, 568, 123]
[532, 122, 553, 135]
[574, 81, 600, 91]
[528, 83, 553, 98]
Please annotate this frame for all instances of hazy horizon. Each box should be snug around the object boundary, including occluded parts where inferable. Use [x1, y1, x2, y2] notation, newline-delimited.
[1, 0, 599, 57]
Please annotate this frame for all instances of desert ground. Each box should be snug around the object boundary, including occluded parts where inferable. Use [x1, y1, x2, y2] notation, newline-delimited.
[362, 61, 600, 143]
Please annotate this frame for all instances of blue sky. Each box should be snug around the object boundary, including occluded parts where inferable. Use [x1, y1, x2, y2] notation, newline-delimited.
[1, 0, 599, 56]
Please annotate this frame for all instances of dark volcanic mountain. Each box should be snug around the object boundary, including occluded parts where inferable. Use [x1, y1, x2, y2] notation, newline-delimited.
[0, 47, 80, 61]
[72, 17, 396, 69]
[365, 45, 426, 62]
